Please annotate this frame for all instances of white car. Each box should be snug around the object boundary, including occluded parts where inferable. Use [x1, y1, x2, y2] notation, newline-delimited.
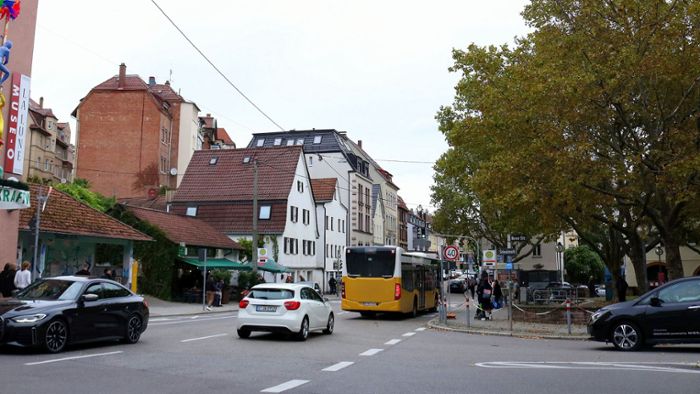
[236, 283, 334, 341]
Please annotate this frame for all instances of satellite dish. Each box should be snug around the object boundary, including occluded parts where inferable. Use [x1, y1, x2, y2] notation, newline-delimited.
[169, 167, 178, 176]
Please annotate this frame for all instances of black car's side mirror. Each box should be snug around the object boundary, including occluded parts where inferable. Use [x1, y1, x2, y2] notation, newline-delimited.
[650, 297, 662, 307]
[81, 293, 99, 303]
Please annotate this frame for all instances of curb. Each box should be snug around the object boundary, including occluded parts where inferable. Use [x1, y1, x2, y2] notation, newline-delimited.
[150, 308, 239, 318]
[427, 318, 590, 341]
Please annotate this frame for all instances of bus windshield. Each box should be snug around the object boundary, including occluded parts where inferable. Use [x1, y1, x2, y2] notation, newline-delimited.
[346, 248, 396, 277]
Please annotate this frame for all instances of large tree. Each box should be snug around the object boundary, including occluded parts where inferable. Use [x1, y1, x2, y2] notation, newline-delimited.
[434, 0, 700, 280]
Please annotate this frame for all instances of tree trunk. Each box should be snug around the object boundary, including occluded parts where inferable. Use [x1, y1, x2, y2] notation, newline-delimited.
[626, 234, 649, 294]
[663, 238, 684, 281]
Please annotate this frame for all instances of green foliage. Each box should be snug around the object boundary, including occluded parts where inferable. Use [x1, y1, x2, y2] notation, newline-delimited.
[237, 271, 264, 290]
[55, 180, 115, 212]
[110, 205, 177, 300]
[211, 269, 232, 285]
[564, 246, 605, 285]
[237, 238, 265, 263]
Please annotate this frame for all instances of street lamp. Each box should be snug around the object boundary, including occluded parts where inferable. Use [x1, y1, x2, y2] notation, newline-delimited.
[555, 242, 564, 283]
[655, 245, 664, 262]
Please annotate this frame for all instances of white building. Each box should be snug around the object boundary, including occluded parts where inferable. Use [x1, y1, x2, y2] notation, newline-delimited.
[311, 178, 348, 289]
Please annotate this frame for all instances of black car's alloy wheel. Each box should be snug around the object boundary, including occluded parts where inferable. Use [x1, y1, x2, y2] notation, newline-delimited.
[124, 315, 143, 344]
[323, 313, 334, 335]
[45, 319, 68, 353]
[611, 322, 642, 351]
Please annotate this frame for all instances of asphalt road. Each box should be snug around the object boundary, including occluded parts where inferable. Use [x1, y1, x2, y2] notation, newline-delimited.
[1, 300, 699, 394]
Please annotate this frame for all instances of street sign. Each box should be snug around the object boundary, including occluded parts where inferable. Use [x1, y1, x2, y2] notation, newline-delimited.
[483, 250, 497, 264]
[500, 248, 516, 256]
[443, 245, 459, 262]
[505, 262, 513, 270]
[510, 235, 528, 242]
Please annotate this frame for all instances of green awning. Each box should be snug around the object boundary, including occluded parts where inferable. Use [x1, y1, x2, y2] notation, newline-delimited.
[179, 257, 252, 271]
[246, 259, 289, 273]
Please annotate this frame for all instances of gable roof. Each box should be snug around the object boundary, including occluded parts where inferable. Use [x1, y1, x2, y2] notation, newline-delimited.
[371, 184, 384, 217]
[171, 202, 288, 235]
[173, 146, 303, 203]
[119, 195, 169, 212]
[310, 178, 337, 202]
[217, 128, 234, 145]
[397, 195, 408, 210]
[19, 184, 151, 241]
[126, 206, 242, 250]
[93, 74, 149, 91]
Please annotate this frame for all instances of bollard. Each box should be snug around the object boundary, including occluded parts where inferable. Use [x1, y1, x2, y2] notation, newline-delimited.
[565, 298, 572, 335]
[465, 295, 471, 328]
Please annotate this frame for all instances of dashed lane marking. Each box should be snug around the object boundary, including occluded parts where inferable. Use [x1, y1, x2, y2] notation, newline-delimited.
[180, 333, 228, 342]
[475, 362, 700, 374]
[415, 327, 426, 331]
[385, 339, 401, 345]
[359, 348, 384, 356]
[338, 312, 349, 315]
[25, 351, 123, 366]
[402, 332, 416, 337]
[322, 361, 354, 372]
[261, 379, 310, 393]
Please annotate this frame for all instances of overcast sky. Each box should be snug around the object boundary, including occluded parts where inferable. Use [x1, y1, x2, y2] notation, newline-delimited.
[31, 0, 530, 210]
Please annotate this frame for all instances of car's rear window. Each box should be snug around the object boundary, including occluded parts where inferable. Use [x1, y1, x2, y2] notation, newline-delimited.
[248, 288, 294, 300]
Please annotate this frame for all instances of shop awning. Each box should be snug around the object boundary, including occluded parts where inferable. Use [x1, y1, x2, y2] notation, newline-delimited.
[179, 257, 252, 271]
[247, 259, 289, 273]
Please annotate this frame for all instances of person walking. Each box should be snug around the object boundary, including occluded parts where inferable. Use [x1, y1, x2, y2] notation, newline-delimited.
[492, 280, 503, 309]
[14, 261, 32, 291]
[101, 268, 115, 280]
[0, 262, 17, 297]
[328, 276, 337, 295]
[616, 275, 629, 302]
[468, 276, 476, 299]
[75, 263, 91, 276]
[588, 276, 596, 298]
[476, 271, 493, 320]
[205, 275, 216, 311]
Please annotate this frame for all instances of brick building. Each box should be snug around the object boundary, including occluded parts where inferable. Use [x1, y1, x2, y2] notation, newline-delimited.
[73, 64, 204, 198]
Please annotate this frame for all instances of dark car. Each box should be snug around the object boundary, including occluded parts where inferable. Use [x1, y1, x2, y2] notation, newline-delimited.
[588, 277, 700, 351]
[449, 279, 466, 293]
[0, 276, 149, 353]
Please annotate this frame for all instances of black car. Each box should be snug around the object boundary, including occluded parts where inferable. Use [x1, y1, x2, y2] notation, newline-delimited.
[0, 276, 149, 353]
[449, 279, 466, 293]
[588, 276, 700, 351]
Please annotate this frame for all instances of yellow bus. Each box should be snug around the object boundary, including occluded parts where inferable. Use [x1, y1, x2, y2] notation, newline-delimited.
[341, 246, 440, 317]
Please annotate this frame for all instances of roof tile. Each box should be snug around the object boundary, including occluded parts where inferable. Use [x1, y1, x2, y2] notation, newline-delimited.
[310, 178, 336, 202]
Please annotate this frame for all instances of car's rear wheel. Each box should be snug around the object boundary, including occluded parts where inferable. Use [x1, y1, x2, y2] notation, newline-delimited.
[323, 313, 334, 335]
[611, 321, 642, 351]
[237, 329, 251, 339]
[122, 314, 143, 344]
[296, 316, 309, 341]
[44, 319, 68, 353]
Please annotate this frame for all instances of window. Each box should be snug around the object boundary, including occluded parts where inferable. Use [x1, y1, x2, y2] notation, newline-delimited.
[84, 283, 103, 299]
[313, 135, 322, 144]
[44, 159, 50, 171]
[286, 139, 294, 146]
[302, 240, 307, 255]
[358, 185, 364, 205]
[296, 138, 304, 145]
[243, 156, 251, 164]
[273, 138, 282, 146]
[209, 157, 219, 165]
[342, 220, 345, 233]
[297, 180, 304, 193]
[366, 216, 370, 233]
[259, 205, 271, 220]
[186, 206, 197, 216]
[330, 217, 334, 231]
[256, 138, 264, 147]
[302, 209, 310, 225]
[358, 212, 363, 231]
[284, 237, 289, 254]
[293, 238, 299, 254]
[290, 206, 298, 223]
[338, 219, 341, 232]
[102, 282, 131, 298]
[312, 241, 315, 256]
[532, 244, 542, 257]
[657, 280, 700, 304]
[308, 156, 313, 166]
[325, 244, 329, 258]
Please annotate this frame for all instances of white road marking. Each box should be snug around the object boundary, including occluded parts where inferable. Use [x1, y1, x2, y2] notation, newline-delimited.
[180, 333, 228, 342]
[415, 327, 426, 331]
[475, 362, 700, 374]
[360, 348, 383, 356]
[402, 332, 416, 337]
[149, 318, 172, 322]
[385, 339, 401, 345]
[322, 361, 354, 372]
[149, 315, 236, 326]
[191, 315, 200, 319]
[25, 351, 123, 366]
[261, 379, 310, 393]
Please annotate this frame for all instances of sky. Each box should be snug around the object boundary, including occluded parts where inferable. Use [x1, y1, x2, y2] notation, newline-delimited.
[30, 0, 531, 211]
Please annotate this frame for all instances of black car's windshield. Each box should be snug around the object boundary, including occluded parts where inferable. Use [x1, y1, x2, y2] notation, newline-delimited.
[16, 279, 83, 301]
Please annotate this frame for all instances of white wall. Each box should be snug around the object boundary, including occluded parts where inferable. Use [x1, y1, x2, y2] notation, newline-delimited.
[177, 102, 203, 186]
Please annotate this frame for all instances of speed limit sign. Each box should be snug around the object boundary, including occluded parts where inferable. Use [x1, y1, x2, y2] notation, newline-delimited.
[443, 245, 460, 261]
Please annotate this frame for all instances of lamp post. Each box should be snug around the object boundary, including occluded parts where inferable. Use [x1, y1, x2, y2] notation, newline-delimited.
[655, 245, 664, 262]
[555, 242, 564, 283]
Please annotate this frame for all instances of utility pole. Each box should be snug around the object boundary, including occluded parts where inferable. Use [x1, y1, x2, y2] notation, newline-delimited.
[32, 187, 49, 281]
[251, 159, 258, 277]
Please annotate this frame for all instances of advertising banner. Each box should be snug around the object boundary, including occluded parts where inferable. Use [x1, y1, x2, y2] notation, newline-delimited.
[4, 73, 31, 175]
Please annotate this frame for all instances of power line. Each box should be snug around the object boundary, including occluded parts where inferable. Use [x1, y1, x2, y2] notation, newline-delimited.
[150, 0, 285, 131]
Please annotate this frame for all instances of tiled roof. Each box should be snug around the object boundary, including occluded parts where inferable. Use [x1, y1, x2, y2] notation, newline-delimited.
[56, 122, 69, 130]
[19, 184, 151, 241]
[200, 115, 215, 129]
[173, 146, 303, 202]
[126, 206, 242, 250]
[119, 195, 169, 212]
[170, 203, 288, 234]
[217, 128, 234, 145]
[397, 195, 408, 210]
[310, 178, 336, 202]
[29, 99, 56, 119]
[149, 83, 183, 102]
[93, 75, 149, 91]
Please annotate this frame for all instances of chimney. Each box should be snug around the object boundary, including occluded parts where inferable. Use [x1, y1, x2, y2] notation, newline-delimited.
[148, 76, 156, 87]
[39, 97, 44, 108]
[358, 140, 363, 149]
[206, 113, 211, 117]
[165, 80, 170, 86]
[118, 63, 126, 88]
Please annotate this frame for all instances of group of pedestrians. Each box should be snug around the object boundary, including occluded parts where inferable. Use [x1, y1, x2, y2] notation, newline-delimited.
[0, 261, 32, 297]
[472, 271, 504, 320]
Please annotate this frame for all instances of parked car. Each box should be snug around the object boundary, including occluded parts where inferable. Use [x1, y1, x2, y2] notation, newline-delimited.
[545, 281, 572, 289]
[595, 285, 606, 297]
[588, 276, 700, 351]
[296, 281, 322, 295]
[0, 276, 149, 353]
[449, 279, 466, 293]
[237, 283, 334, 341]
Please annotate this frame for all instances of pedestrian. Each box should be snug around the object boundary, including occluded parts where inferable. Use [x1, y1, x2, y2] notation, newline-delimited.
[493, 280, 503, 309]
[476, 271, 493, 320]
[75, 263, 91, 276]
[0, 262, 17, 297]
[102, 268, 114, 280]
[468, 276, 476, 299]
[14, 261, 32, 291]
[285, 275, 293, 283]
[588, 275, 596, 298]
[205, 274, 216, 311]
[214, 279, 224, 307]
[616, 275, 628, 302]
[328, 276, 337, 295]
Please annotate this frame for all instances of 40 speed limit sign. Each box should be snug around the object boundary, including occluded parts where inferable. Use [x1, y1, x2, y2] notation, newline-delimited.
[443, 245, 460, 261]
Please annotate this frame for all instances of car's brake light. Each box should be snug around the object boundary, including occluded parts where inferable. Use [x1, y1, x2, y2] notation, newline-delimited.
[284, 300, 301, 310]
[394, 283, 401, 300]
[239, 299, 249, 308]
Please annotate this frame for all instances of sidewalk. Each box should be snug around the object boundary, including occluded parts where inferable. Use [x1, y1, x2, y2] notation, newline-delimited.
[429, 297, 589, 340]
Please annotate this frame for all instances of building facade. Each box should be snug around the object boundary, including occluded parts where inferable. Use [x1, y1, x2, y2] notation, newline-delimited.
[23, 98, 74, 183]
[311, 178, 347, 288]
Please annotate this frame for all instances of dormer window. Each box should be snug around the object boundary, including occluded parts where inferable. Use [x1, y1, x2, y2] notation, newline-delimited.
[296, 138, 304, 145]
[209, 157, 219, 165]
[274, 138, 282, 146]
[243, 156, 251, 164]
[286, 139, 294, 146]
[186, 206, 197, 217]
[313, 135, 322, 144]
[259, 205, 271, 220]
[256, 138, 265, 147]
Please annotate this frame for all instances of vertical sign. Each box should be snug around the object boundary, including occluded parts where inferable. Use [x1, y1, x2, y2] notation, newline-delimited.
[4, 73, 31, 175]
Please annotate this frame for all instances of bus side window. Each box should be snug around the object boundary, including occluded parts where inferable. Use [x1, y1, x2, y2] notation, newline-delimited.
[402, 270, 415, 292]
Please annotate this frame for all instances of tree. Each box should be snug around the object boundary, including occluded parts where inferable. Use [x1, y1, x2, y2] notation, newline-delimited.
[564, 246, 605, 285]
[55, 178, 115, 212]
